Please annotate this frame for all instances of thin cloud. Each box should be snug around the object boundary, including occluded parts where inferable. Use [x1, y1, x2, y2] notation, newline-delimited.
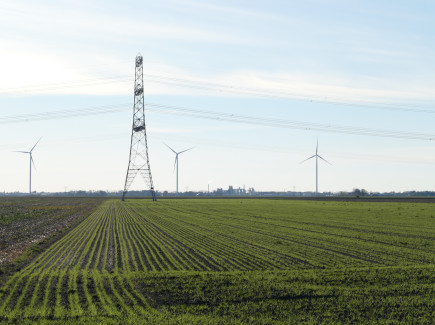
[1, 1, 250, 45]
[175, 0, 281, 21]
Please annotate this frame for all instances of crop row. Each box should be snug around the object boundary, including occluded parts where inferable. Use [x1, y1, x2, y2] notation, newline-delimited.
[0, 201, 151, 321]
[136, 199, 435, 268]
[0, 198, 434, 322]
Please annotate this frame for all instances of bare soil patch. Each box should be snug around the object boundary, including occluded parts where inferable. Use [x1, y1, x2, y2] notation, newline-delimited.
[0, 197, 104, 285]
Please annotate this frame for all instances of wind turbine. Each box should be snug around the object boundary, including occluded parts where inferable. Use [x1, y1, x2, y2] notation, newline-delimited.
[14, 138, 41, 195]
[164, 143, 194, 195]
[301, 138, 331, 195]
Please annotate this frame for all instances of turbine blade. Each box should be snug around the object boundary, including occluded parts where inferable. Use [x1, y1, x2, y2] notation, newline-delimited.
[316, 137, 318, 155]
[31, 155, 37, 171]
[300, 155, 316, 164]
[13, 151, 30, 154]
[30, 137, 42, 153]
[318, 155, 332, 165]
[178, 147, 194, 155]
[173, 156, 178, 172]
[163, 142, 177, 154]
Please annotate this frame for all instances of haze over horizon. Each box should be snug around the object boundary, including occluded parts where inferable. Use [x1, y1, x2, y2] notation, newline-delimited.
[1, 0, 434, 194]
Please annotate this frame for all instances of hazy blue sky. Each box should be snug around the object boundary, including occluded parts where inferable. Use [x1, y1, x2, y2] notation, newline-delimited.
[1, 0, 435, 193]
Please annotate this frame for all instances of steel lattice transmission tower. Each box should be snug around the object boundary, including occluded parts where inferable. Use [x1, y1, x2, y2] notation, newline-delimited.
[122, 54, 157, 201]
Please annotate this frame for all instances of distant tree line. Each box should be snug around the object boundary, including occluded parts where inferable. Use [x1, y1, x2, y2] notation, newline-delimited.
[2, 188, 435, 198]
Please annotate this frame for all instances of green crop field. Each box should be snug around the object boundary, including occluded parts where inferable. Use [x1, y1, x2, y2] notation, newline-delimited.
[0, 198, 434, 324]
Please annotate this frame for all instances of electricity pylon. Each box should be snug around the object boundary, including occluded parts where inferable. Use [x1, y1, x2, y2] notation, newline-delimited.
[122, 54, 156, 201]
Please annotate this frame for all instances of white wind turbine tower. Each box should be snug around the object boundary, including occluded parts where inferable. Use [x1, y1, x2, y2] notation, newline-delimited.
[14, 138, 41, 195]
[164, 143, 194, 195]
[301, 138, 331, 195]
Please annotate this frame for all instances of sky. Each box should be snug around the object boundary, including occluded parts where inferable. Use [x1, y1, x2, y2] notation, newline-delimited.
[1, 0, 435, 194]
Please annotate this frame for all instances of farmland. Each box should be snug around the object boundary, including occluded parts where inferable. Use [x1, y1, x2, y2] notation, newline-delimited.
[0, 197, 102, 282]
[0, 198, 434, 323]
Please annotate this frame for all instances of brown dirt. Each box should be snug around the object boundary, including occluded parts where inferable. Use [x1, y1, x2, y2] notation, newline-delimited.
[0, 198, 104, 285]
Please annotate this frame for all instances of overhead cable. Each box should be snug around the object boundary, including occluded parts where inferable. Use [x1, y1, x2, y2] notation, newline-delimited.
[1, 102, 434, 141]
[1, 73, 434, 114]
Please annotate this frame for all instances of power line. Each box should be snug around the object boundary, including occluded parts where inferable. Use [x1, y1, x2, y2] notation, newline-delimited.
[1, 101, 434, 141]
[0, 104, 129, 124]
[1, 72, 434, 114]
[144, 102, 435, 141]
[0, 76, 131, 95]
[142, 74, 435, 114]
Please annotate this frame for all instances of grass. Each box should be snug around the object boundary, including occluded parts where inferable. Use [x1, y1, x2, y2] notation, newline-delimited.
[0, 198, 434, 323]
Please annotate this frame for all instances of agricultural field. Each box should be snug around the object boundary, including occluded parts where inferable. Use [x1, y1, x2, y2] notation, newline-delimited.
[0, 197, 103, 283]
[0, 198, 434, 324]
